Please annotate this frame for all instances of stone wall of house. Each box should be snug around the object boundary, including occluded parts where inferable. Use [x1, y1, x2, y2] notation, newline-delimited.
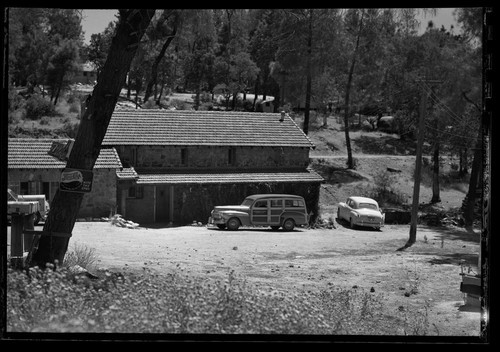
[121, 185, 156, 224]
[79, 169, 117, 218]
[8, 168, 117, 219]
[118, 145, 310, 170]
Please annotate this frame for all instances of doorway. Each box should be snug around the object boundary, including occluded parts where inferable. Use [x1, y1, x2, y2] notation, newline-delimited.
[155, 185, 174, 223]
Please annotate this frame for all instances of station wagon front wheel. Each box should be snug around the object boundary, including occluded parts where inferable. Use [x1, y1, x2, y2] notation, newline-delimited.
[226, 217, 241, 231]
[282, 218, 295, 231]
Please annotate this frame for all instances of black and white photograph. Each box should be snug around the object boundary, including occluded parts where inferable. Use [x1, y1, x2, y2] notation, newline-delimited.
[2, 7, 493, 343]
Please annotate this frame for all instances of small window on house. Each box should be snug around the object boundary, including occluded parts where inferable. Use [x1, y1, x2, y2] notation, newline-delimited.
[20, 182, 29, 195]
[131, 147, 138, 166]
[127, 186, 144, 199]
[228, 147, 236, 166]
[181, 148, 188, 165]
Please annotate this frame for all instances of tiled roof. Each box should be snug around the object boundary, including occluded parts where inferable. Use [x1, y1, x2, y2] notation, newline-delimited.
[135, 169, 324, 185]
[102, 109, 315, 148]
[8, 138, 122, 169]
[117, 167, 139, 180]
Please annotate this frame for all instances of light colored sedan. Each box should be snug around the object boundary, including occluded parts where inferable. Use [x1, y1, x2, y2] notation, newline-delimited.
[337, 196, 385, 230]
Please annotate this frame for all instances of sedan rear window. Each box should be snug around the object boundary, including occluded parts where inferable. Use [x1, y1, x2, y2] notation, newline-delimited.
[358, 203, 378, 210]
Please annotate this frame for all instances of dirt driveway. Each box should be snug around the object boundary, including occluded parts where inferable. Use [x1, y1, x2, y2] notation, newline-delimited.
[61, 220, 483, 337]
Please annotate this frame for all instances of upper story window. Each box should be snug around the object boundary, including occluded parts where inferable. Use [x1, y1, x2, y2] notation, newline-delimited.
[181, 148, 188, 166]
[131, 147, 138, 167]
[228, 147, 236, 166]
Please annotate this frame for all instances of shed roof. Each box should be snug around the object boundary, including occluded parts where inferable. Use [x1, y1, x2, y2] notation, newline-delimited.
[102, 109, 315, 148]
[134, 169, 323, 185]
[8, 138, 122, 169]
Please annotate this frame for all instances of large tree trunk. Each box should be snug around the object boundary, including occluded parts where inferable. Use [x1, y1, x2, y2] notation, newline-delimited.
[343, 10, 364, 169]
[27, 9, 156, 268]
[143, 20, 178, 103]
[303, 9, 313, 136]
[431, 140, 441, 203]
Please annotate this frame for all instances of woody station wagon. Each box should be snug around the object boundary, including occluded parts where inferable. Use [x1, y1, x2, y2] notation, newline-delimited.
[208, 194, 309, 231]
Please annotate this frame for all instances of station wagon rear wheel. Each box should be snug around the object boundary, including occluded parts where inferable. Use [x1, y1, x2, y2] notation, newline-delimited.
[226, 217, 240, 231]
[282, 218, 295, 231]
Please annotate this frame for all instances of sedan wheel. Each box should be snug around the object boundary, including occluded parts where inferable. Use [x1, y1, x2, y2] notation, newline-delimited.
[226, 217, 240, 231]
[282, 218, 295, 231]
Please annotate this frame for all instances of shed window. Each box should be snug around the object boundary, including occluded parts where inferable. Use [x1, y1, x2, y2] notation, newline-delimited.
[127, 186, 144, 199]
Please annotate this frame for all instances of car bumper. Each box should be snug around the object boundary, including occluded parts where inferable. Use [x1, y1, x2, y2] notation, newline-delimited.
[208, 217, 226, 226]
[354, 219, 384, 227]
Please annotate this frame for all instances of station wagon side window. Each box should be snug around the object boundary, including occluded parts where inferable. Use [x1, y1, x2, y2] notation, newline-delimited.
[254, 200, 268, 208]
[270, 199, 282, 208]
[285, 199, 304, 207]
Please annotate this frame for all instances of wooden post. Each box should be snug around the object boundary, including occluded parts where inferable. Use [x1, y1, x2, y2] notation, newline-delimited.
[169, 185, 174, 223]
[23, 213, 35, 252]
[10, 214, 25, 269]
[407, 87, 427, 245]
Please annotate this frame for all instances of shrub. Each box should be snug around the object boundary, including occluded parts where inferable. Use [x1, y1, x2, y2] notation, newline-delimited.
[198, 102, 214, 111]
[69, 101, 81, 114]
[169, 98, 188, 110]
[39, 116, 51, 125]
[63, 242, 99, 271]
[25, 95, 56, 120]
[370, 170, 407, 206]
[58, 121, 79, 138]
[7, 265, 406, 334]
[8, 89, 26, 112]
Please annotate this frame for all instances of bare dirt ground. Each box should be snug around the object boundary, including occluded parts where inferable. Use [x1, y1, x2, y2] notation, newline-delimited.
[65, 219, 482, 337]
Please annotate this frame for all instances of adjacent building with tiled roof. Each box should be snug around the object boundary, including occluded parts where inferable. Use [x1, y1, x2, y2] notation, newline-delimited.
[102, 109, 323, 225]
[8, 138, 123, 219]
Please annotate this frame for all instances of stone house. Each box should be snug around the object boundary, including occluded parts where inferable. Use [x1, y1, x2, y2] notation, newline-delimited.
[7, 138, 122, 219]
[102, 109, 323, 225]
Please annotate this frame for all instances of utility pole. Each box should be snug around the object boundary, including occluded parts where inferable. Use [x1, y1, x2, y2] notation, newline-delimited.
[401, 78, 442, 249]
